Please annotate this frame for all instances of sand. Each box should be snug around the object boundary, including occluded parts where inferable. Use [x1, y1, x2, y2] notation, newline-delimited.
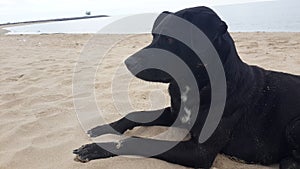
[0, 32, 299, 169]
[0, 28, 9, 35]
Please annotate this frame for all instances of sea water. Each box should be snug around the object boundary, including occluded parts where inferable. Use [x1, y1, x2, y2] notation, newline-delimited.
[4, 0, 300, 34]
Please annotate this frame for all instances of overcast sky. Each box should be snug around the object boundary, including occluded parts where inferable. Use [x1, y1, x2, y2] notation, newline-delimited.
[0, 0, 273, 23]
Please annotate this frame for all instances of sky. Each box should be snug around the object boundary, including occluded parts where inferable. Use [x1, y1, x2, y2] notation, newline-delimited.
[0, 0, 274, 23]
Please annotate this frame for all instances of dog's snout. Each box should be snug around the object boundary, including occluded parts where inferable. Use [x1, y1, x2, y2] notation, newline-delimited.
[124, 57, 130, 67]
[125, 55, 136, 69]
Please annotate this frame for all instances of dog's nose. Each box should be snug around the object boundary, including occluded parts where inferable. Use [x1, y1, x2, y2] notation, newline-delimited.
[125, 49, 145, 67]
[125, 54, 139, 71]
[125, 56, 134, 68]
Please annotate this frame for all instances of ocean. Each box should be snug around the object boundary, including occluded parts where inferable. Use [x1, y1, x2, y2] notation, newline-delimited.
[3, 0, 300, 34]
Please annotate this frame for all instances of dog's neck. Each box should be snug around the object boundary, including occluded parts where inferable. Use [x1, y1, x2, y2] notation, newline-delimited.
[168, 32, 261, 116]
[222, 33, 263, 109]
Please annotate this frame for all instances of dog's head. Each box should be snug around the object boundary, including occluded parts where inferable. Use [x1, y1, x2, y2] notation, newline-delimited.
[125, 6, 234, 87]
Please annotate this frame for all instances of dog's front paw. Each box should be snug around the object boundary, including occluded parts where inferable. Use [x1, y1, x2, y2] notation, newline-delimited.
[73, 143, 115, 162]
[87, 124, 122, 137]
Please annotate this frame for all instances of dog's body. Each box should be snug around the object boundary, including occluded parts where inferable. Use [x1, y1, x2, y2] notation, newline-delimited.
[74, 7, 300, 169]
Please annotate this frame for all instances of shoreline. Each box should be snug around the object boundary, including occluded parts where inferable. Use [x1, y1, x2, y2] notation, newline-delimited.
[0, 15, 109, 27]
[0, 28, 10, 35]
[2, 31, 300, 35]
[0, 15, 109, 35]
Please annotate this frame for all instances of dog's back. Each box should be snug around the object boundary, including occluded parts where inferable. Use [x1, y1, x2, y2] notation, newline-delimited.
[222, 66, 300, 165]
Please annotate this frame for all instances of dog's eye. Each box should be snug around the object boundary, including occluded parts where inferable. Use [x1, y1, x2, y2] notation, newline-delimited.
[153, 34, 175, 46]
[166, 37, 174, 44]
[162, 36, 174, 45]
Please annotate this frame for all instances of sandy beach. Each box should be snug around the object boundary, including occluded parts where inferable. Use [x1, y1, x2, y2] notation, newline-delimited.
[0, 32, 299, 169]
[0, 28, 9, 35]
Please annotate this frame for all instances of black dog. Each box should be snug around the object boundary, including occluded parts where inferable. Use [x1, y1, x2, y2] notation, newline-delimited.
[74, 6, 300, 169]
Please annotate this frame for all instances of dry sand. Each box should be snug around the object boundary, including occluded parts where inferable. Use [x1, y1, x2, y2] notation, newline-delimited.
[0, 32, 299, 169]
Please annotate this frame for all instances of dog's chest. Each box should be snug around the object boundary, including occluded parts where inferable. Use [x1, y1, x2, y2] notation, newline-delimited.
[180, 86, 192, 124]
[168, 83, 196, 124]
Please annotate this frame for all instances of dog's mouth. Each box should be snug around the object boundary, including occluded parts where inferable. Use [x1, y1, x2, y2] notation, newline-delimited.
[136, 69, 173, 83]
[125, 54, 210, 87]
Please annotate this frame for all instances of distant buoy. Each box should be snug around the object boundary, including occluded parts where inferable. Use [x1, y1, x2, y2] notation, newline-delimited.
[85, 11, 91, 16]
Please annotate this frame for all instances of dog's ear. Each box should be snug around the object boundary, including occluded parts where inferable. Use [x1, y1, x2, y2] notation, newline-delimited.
[152, 11, 172, 32]
[217, 21, 228, 37]
[214, 20, 231, 63]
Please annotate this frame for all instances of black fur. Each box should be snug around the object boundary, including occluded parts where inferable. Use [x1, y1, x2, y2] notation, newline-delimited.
[74, 6, 300, 169]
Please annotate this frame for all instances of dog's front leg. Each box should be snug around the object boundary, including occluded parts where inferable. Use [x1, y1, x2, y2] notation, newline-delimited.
[88, 107, 177, 137]
[75, 110, 241, 168]
[73, 137, 217, 169]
